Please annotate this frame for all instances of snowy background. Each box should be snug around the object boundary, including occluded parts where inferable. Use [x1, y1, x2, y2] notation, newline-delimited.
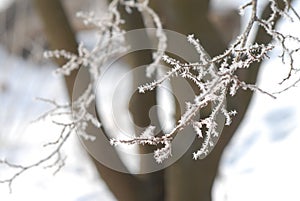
[0, 0, 300, 201]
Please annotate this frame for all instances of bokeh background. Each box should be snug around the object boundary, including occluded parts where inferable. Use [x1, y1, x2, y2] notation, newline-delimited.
[0, 0, 300, 200]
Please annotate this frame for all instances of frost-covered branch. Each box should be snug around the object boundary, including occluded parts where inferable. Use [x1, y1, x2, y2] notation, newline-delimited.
[0, 84, 100, 192]
[1, 0, 168, 190]
[255, 0, 300, 83]
[112, 0, 300, 162]
[2, 1, 300, 190]
[114, 34, 275, 161]
[0, 123, 70, 193]
[121, 0, 167, 77]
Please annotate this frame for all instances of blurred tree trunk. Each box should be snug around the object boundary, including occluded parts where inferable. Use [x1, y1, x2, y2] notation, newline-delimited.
[33, 1, 141, 201]
[33, 0, 164, 200]
[148, 1, 283, 201]
[34, 0, 286, 201]
[149, 1, 227, 200]
[117, 5, 165, 201]
[32, 0, 78, 97]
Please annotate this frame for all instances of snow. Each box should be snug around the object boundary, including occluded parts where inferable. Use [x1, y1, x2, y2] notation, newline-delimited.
[213, 1, 300, 199]
[0, 1, 300, 200]
[0, 47, 116, 201]
[214, 65, 300, 200]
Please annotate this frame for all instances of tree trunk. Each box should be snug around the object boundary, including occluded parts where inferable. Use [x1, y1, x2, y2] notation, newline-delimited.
[149, 1, 226, 200]
[149, 1, 281, 201]
[33, 1, 142, 201]
[34, 0, 286, 200]
[117, 5, 165, 200]
[32, 0, 78, 97]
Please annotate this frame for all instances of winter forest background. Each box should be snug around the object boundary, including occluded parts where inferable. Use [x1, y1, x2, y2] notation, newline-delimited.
[0, 0, 300, 201]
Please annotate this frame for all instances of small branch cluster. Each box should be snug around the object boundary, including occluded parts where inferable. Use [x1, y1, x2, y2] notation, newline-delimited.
[1, 0, 167, 191]
[0, 84, 99, 192]
[121, 0, 167, 77]
[255, 0, 300, 85]
[114, 35, 273, 161]
[112, 0, 300, 162]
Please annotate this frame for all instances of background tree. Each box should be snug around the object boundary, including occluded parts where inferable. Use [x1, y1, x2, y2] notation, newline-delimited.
[1, 0, 299, 201]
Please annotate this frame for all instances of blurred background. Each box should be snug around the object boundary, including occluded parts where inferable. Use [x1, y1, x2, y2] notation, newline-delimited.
[0, 0, 300, 201]
[0, 0, 117, 200]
